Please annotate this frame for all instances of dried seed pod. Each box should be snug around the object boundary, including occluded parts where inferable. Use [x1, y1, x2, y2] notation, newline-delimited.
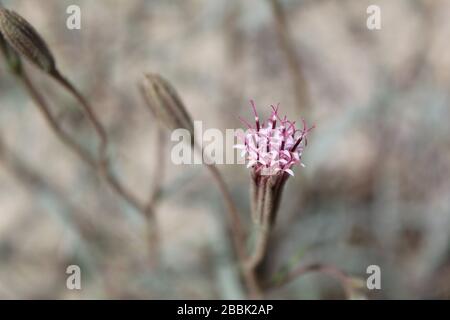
[0, 31, 21, 74]
[0, 8, 55, 73]
[141, 73, 195, 140]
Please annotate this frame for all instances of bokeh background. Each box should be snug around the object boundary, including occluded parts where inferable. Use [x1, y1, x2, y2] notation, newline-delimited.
[1, 0, 449, 299]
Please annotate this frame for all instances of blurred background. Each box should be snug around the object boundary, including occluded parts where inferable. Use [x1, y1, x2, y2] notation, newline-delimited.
[1, 0, 449, 299]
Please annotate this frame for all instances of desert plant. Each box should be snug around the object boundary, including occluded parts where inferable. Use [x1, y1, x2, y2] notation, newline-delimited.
[0, 5, 359, 299]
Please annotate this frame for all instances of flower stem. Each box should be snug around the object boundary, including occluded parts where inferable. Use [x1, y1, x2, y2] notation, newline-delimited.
[50, 69, 108, 164]
[19, 72, 96, 167]
[246, 174, 288, 279]
[247, 177, 273, 270]
[197, 144, 262, 297]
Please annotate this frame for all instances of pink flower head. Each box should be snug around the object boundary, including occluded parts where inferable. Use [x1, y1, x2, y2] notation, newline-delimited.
[235, 100, 314, 177]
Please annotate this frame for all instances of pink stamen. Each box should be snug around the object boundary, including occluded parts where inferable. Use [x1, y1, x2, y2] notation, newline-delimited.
[250, 100, 260, 131]
[236, 101, 313, 177]
[238, 116, 253, 129]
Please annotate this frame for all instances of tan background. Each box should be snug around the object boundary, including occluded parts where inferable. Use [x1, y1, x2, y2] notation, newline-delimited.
[0, 0, 449, 299]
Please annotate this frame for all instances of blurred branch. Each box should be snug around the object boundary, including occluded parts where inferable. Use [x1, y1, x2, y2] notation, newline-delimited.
[16, 69, 160, 261]
[144, 125, 166, 264]
[139, 73, 259, 295]
[146, 125, 166, 208]
[0, 136, 95, 243]
[190, 140, 261, 297]
[268, 0, 311, 114]
[0, 135, 109, 294]
[267, 262, 355, 298]
[19, 71, 96, 167]
[50, 69, 108, 165]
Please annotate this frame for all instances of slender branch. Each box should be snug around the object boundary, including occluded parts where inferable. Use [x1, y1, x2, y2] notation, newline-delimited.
[0, 136, 99, 249]
[205, 163, 246, 253]
[101, 164, 147, 213]
[268, 263, 354, 298]
[269, 0, 310, 113]
[20, 69, 160, 262]
[18, 70, 158, 251]
[19, 72, 96, 167]
[146, 125, 166, 208]
[50, 69, 108, 164]
[197, 143, 261, 297]
[138, 73, 260, 295]
[205, 163, 261, 296]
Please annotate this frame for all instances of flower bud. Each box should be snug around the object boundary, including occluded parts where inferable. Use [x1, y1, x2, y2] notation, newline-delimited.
[0, 8, 56, 73]
[140, 73, 195, 141]
[237, 101, 314, 226]
[0, 31, 21, 74]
